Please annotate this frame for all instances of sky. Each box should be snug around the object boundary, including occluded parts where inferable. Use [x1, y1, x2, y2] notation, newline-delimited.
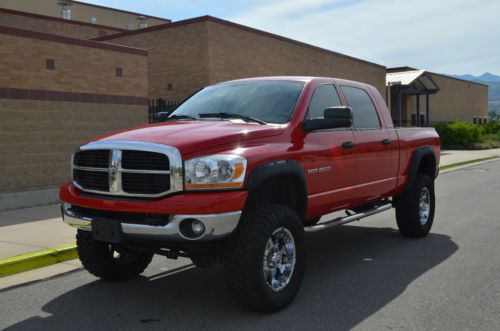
[81, 0, 500, 76]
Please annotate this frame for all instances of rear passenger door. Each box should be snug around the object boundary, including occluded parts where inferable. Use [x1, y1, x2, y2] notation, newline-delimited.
[340, 85, 397, 202]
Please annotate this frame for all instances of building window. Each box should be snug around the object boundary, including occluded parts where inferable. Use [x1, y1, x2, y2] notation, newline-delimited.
[58, 1, 72, 19]
[116, 67, 123, 77]
[90, 16, 97, 24]
[127, 23, 135, 30]
[167, 83, 173, 91]
[137, 16, 148, 28]
[46, 59, 55, 70]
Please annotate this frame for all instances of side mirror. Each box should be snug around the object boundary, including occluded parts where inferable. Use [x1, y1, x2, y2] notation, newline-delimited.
[303, 106, 353, 131]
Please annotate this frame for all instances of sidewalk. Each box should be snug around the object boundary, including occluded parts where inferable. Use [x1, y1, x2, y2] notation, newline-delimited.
[440, 148, 500, 167]
[0, 148, 499, 280]
[0, 204, 75, 259]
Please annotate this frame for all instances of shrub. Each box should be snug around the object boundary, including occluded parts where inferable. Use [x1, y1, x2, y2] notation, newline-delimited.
[483, 121, 500, 134]
[433, 122, 485, 148]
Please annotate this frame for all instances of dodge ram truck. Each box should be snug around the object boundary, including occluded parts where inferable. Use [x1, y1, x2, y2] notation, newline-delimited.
[60, 76, 440, 312]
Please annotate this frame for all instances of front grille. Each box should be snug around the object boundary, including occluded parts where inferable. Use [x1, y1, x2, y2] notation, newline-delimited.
[74, 150, 109, 168]
[68, 205, 170, 226]
[122, 150, 169, 170]
[73, 169, 108, 191]
[122, 173, 170, 194]
[72, 145, 176, 197]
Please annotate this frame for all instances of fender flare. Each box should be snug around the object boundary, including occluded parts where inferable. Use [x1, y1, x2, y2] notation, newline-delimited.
[246, 160, 308, 219]
[403, 146, 436, 194]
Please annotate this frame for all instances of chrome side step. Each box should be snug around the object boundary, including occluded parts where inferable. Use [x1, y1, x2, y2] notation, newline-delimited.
[304, 203, 393, 233]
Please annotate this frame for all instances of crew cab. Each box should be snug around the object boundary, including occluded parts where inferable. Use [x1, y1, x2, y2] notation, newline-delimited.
[60, 77, 440, 312]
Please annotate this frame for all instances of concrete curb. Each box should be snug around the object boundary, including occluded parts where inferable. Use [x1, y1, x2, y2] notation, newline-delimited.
[439, 155, 498, 171]
[0, 244, 77, 278]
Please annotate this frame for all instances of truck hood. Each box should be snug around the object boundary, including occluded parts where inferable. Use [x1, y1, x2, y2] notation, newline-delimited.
[93, 120, 285, 155]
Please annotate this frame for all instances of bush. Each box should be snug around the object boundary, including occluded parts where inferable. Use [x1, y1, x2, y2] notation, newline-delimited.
[433, 122, 485, 148]
[483, 121, 500, 134]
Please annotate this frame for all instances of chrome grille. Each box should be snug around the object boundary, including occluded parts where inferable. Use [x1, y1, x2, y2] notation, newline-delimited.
[72, 141, 183, 198]
[122, 150, 169, 170]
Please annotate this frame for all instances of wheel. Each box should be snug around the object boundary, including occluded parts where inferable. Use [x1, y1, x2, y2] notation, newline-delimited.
[224, 203, 306, 313]
[394, 173, 435, 237]
[76, 229, 153, 281]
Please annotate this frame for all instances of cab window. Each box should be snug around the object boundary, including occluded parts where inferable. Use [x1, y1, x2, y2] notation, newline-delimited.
[340, 86, 381, 129]
[306, 84, 342, 119]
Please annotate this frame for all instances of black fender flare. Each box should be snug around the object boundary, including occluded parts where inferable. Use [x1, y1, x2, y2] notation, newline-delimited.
[403, 146, 436, 194]
[246, 160, 308, 219]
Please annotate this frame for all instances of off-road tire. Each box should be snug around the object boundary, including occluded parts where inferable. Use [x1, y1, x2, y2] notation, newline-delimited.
[76, 229, 153, 281]
[394, 174, 435, 237]
[224, 203, 306, 313]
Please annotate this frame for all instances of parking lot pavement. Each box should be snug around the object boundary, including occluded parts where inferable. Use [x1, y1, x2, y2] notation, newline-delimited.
[1, 160, 499, 330]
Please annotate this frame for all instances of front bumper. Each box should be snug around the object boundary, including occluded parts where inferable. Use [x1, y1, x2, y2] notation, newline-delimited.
[62, 204, 241, 241]
[60, 183, 248, 242]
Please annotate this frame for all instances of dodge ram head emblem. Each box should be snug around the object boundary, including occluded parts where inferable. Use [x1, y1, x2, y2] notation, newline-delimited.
[109, 150, 122, 193]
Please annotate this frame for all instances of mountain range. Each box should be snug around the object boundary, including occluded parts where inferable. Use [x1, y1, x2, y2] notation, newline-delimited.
[450, 72, 500, 113]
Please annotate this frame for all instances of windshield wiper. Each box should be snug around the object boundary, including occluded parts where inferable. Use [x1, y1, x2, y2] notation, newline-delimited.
[199, 112, 267, 125]
[164, 114, 198, 121]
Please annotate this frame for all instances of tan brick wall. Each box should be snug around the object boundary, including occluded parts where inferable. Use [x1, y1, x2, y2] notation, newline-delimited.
[206, 21, 387, 97]
[0, 33, 147, 97]
[0, 30, 149, 192]
[0, 100, 147, 192]
[406, 74, 488, 123]
[106, 22, 210, 101]
[0, 11, 120, 39]
[105, 19, 386, 102]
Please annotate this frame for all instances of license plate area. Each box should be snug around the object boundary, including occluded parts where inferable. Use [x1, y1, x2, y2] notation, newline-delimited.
[92, 218, 122, 243]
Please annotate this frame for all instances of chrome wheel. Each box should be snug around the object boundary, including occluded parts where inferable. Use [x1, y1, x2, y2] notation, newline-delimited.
[419, 187, 431, 225]
[263, 227, 296, 292]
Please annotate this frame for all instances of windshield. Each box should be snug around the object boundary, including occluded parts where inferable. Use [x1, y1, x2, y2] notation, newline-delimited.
[170, 81, 304, 124]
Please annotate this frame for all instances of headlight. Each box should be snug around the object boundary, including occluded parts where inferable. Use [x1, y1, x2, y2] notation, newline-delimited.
[185, 154, 247, 190]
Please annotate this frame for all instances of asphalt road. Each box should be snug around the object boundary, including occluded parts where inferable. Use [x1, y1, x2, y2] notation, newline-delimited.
[1, 161, 500, 330]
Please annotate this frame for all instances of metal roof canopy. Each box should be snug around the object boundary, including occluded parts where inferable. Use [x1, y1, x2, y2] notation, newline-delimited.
[386, 70, 440, 127]
[386, 70, 439, 95]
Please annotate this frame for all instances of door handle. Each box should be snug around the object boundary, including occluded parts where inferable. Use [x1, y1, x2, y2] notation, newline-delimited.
[342, 141, 354, 149]
[382, 139, 391, 145]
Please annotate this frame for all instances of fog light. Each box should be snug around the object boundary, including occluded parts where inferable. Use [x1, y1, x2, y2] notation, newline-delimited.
[191, 220, 205, 235]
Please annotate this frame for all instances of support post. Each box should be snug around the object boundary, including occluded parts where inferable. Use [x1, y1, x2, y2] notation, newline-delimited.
[416, 94, 420, 127]
[426, 93, 430, 127]
[397, 87, 402, 127]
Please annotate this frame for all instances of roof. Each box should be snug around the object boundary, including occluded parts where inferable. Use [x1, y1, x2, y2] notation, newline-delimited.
[386, 70, 426, 86]
[93, 15, 386, 69]
[388, 66, 489, 88]
[386, 70, 439, 94]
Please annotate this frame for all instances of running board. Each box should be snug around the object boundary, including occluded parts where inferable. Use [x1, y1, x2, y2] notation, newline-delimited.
[304, 203, 393, 233]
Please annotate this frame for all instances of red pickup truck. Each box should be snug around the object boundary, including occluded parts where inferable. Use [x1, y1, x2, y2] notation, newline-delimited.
[60, 76, 440, 312]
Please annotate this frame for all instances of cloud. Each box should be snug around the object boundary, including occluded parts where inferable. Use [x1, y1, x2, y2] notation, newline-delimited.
[230, 0, 500, 75]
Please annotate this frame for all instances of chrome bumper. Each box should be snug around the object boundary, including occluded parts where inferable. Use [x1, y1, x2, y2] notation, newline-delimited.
[61, 204, 241, 241]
